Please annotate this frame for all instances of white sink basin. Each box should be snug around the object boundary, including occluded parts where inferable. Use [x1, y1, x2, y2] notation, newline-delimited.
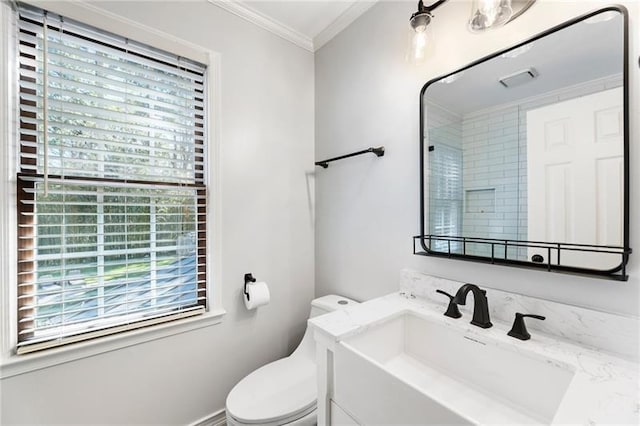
[336, 312, 576, 424]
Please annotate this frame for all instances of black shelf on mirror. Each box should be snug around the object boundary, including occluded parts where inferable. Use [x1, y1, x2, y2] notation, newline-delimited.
[413, 235, 631, 281]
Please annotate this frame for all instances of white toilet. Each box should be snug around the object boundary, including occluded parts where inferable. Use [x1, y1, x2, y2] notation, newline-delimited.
[225, 295, 358, 426]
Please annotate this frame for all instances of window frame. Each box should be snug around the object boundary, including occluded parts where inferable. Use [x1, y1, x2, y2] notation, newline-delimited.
[0, 0, 224, 378]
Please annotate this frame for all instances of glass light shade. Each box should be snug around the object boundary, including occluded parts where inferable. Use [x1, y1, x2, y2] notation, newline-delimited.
[407, 11, 433, 63]
[468, 0, 513, 32]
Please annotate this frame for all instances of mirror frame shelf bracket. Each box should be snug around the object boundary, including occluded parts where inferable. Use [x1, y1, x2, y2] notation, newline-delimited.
[413, 236, 632, 281]
[418, 5, 631, 282]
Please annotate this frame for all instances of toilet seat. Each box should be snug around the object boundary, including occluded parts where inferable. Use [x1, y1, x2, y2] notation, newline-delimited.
[226, 355, 316, 425]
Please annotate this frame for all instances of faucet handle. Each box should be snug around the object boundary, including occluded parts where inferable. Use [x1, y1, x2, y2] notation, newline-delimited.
[436, 289, 462, 319]
[507, 313, 546, 341]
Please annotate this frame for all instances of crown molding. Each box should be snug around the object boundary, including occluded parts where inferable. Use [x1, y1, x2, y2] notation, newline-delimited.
[207, 0, 314, 52]
[313, 0, 378, 51]
[208, 0, 378, 53]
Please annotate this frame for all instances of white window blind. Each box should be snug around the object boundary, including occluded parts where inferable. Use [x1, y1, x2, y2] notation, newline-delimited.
[16, 5, 208, 354]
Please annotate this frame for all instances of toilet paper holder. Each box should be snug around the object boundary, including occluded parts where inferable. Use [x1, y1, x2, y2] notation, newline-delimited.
[244, 273, 257, 301]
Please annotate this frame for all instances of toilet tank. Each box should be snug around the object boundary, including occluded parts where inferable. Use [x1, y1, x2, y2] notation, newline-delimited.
[290, 294, 359, 361]
[310, 294, 358, 318]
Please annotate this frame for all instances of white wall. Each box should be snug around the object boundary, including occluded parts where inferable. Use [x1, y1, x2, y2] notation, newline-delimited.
[0, 1, 315, 424]
[315, 0, 640, 316]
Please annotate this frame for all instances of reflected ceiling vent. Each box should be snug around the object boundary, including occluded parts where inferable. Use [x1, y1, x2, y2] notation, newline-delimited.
[499, 68, 539, 88]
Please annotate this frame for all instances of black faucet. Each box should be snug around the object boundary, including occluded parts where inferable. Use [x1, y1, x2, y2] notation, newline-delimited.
[452, 283, 493, 328]
[507, 313, 546, 340]
[435, 289, 462, 319]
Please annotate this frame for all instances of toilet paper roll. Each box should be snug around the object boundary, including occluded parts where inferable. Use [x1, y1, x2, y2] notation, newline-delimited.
[244, 281, 270, 310]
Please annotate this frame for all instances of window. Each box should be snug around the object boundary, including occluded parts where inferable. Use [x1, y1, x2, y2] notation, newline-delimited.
[15, 5, 208, 354]
[428, 143, 463, 253]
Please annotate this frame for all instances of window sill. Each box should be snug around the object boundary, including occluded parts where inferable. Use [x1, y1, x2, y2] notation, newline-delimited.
[0, 308, 226, 379]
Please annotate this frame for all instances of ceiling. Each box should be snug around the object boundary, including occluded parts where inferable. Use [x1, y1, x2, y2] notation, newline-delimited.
[209, 0, 378, 52]
[426, 12, 624, 116]
[245, 1, 355, 39]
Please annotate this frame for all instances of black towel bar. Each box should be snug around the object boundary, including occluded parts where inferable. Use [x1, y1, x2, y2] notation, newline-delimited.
[315, 146, 385, 168]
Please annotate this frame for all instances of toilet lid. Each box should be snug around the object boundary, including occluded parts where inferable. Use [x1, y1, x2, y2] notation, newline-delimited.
[226, 356, 317, 424]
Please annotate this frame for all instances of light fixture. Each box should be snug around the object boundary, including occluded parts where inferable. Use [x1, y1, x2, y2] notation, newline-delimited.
[468, 0, 513, 32]
[407, 0, 536, 62]
[407, 0, 440, 63]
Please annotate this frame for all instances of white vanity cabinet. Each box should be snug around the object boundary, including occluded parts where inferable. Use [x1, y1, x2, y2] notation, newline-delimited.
[332, 341, 471, 425]
[310, 286, 639, 426]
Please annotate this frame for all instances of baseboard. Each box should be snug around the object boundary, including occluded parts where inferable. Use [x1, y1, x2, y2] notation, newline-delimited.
[188, 408, 226, 426]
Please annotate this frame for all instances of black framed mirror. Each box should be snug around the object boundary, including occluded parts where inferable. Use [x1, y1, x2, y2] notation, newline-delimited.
[416, 6, 631, 280]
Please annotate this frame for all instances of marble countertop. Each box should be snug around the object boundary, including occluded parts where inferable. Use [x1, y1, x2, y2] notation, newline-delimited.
[310, 291, 640, 425]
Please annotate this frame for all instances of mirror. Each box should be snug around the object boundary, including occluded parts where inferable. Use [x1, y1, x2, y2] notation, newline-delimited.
[419, 6, 630, 280]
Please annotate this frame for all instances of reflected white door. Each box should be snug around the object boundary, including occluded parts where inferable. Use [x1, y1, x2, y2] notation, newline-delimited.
[527, 87, 623, 269]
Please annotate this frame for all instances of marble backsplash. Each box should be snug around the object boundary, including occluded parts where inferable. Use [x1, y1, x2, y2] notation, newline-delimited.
[400, 269, 639, 361]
